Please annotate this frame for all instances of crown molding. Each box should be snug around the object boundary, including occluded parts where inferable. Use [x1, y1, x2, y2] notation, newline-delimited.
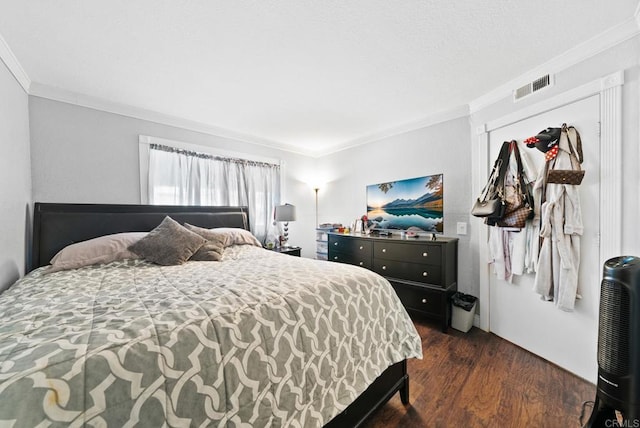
[314, 104, 470, 157]
[0, 31, 30, 93]
[469, 14, 640, 114]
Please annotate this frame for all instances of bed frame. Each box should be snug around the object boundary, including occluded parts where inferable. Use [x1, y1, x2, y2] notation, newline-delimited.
[31, 202, 410, 427]
[31, 203, 250, 270]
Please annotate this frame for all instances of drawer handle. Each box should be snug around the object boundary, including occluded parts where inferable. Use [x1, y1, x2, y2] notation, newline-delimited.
[333, 256, 338, 260]
[382, 248, 386, 253]
[422, 252, 428, 257]
[359, 261, 364, 266]
[382, 265, 387, 270]
[359, 245, 363, 250]
[421, 298, 428, 304]
[334, 242, 338, 246]
[422, 272, 428, 277]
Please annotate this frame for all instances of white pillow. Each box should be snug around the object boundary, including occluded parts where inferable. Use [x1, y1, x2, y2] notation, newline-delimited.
[48, 232, 147, 272]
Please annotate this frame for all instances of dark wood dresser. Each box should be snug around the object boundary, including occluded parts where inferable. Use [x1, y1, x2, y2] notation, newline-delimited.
[328, 232, 458, 332]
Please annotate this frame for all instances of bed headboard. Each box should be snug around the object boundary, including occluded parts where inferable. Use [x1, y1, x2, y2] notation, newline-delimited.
[31, 203, 250, 271]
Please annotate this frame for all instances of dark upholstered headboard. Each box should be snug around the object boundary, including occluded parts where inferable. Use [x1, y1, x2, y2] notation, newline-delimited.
[31, 203, 250, 271]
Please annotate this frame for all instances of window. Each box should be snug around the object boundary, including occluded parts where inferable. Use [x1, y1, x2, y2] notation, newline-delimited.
[142, 138, 281, 243]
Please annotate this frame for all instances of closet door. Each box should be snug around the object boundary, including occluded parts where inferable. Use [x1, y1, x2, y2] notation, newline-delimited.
[487, 94, 600, 382]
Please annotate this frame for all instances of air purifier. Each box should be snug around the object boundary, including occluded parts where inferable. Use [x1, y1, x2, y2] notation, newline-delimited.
[585, 256, 640, 427]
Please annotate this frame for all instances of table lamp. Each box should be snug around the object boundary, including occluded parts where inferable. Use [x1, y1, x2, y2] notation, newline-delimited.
[275, 203, 296, 247]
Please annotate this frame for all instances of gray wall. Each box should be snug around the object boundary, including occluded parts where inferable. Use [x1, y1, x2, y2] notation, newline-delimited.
[316, 116, 474, 295]
[0, 61, 31, 291]
[28, 97, 318, 257]
[28, 96, 474, 276]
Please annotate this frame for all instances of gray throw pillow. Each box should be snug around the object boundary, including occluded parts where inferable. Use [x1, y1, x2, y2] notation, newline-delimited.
[189, 235, 226, 261]
[129, 216, 206, 265]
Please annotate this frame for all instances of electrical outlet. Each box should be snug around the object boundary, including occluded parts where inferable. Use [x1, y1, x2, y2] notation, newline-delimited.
[456, 222, 467, 235]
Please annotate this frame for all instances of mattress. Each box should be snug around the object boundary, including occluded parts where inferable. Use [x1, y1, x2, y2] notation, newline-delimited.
[0, 245, 422, 427]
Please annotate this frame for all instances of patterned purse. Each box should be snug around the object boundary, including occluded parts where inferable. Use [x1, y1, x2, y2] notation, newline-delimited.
[547, 125, 584, 185]
[546, 169, 585, 185]
[498, 203, 533, 229]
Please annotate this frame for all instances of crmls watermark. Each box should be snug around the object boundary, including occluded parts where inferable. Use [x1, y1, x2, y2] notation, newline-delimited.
[605, 418, 640, 428]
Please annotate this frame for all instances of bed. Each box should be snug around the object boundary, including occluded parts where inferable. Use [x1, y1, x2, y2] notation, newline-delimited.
[0, 203, 422, 427]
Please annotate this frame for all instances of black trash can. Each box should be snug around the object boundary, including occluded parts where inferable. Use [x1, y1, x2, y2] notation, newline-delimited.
[451, 292, 477, 332]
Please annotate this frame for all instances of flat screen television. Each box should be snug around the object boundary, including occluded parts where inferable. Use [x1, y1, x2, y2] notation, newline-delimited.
[366, 174, 443, 234]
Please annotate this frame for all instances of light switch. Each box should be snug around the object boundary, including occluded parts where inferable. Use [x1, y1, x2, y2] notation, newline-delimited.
[457, 222, 467, 235]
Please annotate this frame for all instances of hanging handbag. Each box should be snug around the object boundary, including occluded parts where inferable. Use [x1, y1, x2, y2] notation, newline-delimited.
[497, 141, 534, 229]
[471, 196, 505, 218]
[546, 124, 585, 185]
[499, 205, 533, 228]
[471, 142, 509, 218]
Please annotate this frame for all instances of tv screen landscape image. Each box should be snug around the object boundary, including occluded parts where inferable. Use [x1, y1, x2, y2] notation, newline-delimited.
[366, 174, 443, 233]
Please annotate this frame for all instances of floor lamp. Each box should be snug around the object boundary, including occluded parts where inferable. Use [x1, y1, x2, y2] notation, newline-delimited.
[314, 187, 319, 227]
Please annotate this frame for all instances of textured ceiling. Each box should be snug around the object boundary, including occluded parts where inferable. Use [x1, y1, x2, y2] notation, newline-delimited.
[0, 0, 638, 155]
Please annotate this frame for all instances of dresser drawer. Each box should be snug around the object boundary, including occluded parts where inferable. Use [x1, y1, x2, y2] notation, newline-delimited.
[373, 259, 442, 286]
[390, 282, 444, 316]
[373, 241, 441, 265]
[329, 252, 372, 269]
[329, 235, 372, 258]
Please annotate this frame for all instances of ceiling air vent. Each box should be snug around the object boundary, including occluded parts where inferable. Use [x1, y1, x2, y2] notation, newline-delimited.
[513, 74, 554, 102]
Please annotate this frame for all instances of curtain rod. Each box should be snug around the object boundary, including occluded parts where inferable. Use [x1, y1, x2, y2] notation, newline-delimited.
[150, 143, 280, 169]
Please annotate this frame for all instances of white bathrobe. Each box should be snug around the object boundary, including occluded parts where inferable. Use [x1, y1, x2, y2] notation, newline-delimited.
[533, 130, 583, 311]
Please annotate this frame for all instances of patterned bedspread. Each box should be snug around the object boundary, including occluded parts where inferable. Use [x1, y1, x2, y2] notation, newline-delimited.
[0, 245, 422, 427]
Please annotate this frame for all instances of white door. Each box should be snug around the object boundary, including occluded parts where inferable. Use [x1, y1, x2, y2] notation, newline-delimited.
[487, 94, 600, 382]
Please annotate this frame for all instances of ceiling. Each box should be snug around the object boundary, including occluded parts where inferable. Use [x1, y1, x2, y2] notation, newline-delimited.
[0, 1, 638, 156]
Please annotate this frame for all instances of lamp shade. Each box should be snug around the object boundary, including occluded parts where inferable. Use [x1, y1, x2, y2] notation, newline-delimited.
[275, 204, 296, 222]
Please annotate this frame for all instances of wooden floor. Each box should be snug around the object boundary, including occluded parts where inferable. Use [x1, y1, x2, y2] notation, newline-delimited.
[363, 317, 596, 428]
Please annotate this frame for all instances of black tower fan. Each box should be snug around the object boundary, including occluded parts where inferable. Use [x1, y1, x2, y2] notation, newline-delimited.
[585, 256, 640, 427]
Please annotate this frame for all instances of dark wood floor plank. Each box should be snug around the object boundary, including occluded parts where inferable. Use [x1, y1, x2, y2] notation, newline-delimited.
[363, 318, 595, 428]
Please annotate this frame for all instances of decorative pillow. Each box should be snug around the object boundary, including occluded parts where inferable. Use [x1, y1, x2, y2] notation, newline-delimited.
[215, 227, 263, 247]
[189, 235, 226, 261]
[48, 232, 147, 273]
[129, 216, 206, 265]
[184, 224, 262, 247]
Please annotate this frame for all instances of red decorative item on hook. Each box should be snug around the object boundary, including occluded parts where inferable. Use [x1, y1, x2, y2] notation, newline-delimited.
[525, 127, 561, 154]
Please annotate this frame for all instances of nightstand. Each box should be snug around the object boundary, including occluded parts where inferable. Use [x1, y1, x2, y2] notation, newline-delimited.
[272, 246, 301, 257]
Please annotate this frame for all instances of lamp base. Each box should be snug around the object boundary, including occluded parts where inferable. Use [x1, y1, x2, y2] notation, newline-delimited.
[279, 222, 291, 248]
[280, 236, 291, 248]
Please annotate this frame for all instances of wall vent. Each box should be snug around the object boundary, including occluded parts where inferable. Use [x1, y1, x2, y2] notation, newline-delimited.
[513, 74, 554, 101]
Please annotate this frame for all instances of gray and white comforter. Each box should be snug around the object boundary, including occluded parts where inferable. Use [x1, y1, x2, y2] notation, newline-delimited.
[0, 245, 422, 427]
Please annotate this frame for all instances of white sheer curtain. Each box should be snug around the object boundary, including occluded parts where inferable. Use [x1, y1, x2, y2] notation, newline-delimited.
[148, 144, 280, 243]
